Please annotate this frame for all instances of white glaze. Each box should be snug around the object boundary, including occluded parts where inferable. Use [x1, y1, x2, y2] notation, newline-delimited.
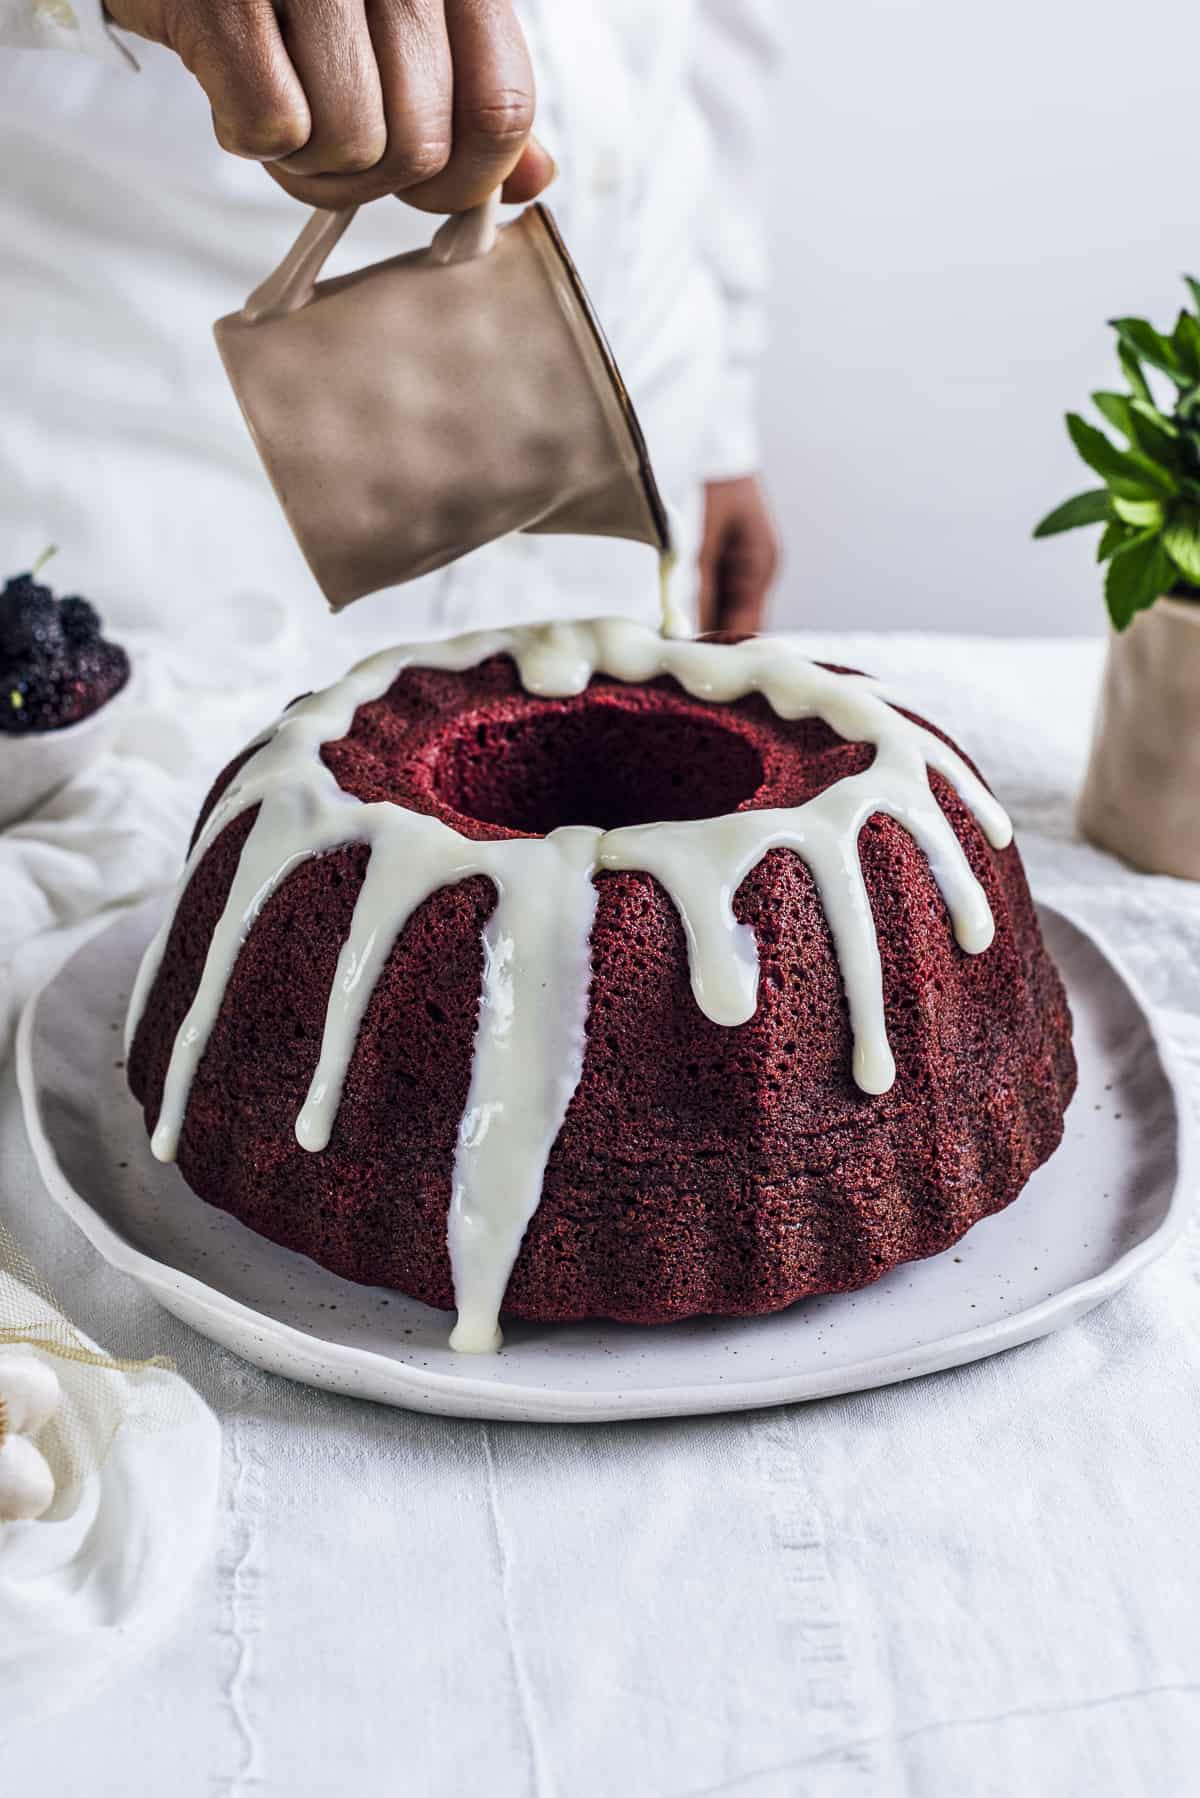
[127, 618, 1012, 1353]
[447, 829, 600, 1352]
[657, 497, 690, 640]
[658, 549, 690, 640]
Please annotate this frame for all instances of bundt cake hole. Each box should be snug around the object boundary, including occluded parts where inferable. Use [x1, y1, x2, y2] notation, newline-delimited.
[431, 703, 766, 833]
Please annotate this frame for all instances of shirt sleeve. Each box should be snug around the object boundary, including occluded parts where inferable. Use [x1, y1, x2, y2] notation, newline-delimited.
[690, 0, 781, 483]
[0, 0, 136, 67]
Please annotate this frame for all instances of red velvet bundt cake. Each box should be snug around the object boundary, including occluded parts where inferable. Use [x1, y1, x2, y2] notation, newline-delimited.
[126, 618, 1076, 1351]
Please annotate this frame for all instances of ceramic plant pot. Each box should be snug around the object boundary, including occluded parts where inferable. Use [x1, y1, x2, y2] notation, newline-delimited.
[214, 195, 670, 611]
[1079, 595, 1200, 879]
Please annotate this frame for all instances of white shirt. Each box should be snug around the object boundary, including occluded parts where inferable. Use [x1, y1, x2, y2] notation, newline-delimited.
[0, 0, 777, 661]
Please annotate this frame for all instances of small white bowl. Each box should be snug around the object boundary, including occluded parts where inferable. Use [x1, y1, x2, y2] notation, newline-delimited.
[0, 668, 134, 831]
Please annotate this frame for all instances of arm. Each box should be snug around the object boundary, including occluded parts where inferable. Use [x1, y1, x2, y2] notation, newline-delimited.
[691, 0, 782, 633]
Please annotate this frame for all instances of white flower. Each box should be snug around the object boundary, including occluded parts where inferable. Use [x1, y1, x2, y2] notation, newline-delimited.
[0, 1353, 61, 1524]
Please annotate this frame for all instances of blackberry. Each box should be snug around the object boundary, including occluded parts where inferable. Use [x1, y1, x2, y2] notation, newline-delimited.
[0, 645, 129, 734]
[0, 561, 129, 733]
[4, 665, 59, 733]
[0, 575, 64, 663]
[59, 595, 102, 645]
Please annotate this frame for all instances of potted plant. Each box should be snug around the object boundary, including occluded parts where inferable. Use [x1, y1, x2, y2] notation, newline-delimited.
[1034, 277, 1200, 878]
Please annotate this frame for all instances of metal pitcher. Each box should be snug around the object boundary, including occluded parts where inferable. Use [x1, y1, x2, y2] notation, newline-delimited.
[214, 195, 671, 611]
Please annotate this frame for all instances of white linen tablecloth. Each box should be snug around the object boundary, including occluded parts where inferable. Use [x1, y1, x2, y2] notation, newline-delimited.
[2, 630, 1198, 1797]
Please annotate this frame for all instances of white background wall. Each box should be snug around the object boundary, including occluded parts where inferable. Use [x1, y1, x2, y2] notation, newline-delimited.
[760, 0, 1200, 637]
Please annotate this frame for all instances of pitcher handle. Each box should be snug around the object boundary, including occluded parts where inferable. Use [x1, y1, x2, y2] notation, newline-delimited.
[428, 189, 502, 266]
[241, 190, 503, 325]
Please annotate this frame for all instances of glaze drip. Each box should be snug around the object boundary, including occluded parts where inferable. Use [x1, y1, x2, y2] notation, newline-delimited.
[127, 618, 1012, 1352]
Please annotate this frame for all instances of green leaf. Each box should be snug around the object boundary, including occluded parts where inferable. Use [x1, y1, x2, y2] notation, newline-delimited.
[1092, 390, 1135, 438]
[1097, 519, 1133, 563]
[1094, 386, 1181, 473]
[1032, 489, 1111, 538]
[1173, 311, 1200, 380]
[1127, 408, 1181, 470]
[1173, 311, 1195, 371]
[1065, 413, 1178, 497]
[1118, 343, 1153, 406]
[1105, 530, 1172, 630]
[1112, 495, 1165, 528]
[1185, 274, 1200, 319]
[1110, 317, 1188, 386]
[1129, 398, 1178, 439]
[1162, 507, 1200, 582]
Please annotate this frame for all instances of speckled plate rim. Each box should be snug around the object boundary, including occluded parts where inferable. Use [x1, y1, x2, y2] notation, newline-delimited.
[15, 901, 1196, 1423]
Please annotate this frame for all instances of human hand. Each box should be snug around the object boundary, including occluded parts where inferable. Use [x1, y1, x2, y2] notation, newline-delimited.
[105, 0, 555, 212]
[697, 475, 781, 636]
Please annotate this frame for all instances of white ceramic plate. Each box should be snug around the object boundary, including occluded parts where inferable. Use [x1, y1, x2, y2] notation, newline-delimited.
[16, 900, 1194, 1422]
